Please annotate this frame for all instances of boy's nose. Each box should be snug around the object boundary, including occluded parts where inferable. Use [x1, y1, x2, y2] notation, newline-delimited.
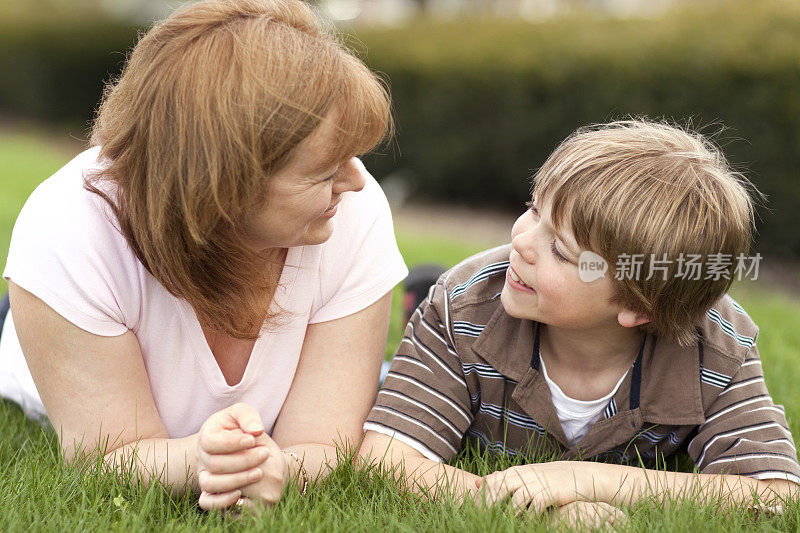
[511, 231, 537, 265]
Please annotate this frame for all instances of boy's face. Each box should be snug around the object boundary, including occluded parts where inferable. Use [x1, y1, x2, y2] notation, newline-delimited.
[500, 197, 625, 330]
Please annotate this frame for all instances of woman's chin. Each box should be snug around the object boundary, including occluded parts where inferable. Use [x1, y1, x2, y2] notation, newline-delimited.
[296, 221, 335, 247]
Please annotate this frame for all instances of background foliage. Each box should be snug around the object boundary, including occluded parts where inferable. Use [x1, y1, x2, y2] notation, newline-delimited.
[1, 1, 799, 257]
[355, 0, 800, 257]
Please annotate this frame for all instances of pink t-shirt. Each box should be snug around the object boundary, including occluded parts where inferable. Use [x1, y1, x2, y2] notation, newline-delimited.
[0, 147, 408, 438]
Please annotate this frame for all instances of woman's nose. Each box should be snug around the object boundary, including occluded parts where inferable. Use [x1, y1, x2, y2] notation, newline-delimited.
[333, 159, 365, 194]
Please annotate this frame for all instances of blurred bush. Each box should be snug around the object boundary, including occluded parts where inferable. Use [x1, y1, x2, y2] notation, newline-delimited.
[0, 12, 141, 129]
[0, 1, 799, 256]
[354, 0, 800, 257]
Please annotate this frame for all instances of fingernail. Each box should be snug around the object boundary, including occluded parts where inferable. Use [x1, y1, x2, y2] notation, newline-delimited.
[240, 435, 255, 447]
[258, 447, 269, 461]
[249, 468, 262, 481]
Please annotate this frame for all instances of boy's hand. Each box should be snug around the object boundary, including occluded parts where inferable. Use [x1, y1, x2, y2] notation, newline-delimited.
[475, 461, 611, 515]
[549, 501, 627, 530]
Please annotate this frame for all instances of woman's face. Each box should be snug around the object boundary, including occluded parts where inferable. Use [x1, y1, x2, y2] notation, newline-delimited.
[242, 118, 366, 250]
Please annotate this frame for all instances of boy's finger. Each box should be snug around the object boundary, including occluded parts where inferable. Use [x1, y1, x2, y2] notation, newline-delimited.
[510, 487, 532, 515]
[514, 487, 549, 516]
[478, 482, 512, 508]
[472, 483, 488, 506]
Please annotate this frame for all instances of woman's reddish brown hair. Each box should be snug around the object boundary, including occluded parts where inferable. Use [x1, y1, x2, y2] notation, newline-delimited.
[87, 0, 392, 339]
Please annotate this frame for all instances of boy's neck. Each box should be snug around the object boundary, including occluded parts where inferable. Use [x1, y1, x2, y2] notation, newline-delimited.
[539, 322, 645, 375]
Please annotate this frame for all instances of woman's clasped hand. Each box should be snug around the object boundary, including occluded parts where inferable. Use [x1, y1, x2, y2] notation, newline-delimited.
[196, 403, 288, 511]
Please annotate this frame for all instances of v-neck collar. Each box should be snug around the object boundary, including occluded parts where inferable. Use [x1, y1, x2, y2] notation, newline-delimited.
[175, 246, 303, 396]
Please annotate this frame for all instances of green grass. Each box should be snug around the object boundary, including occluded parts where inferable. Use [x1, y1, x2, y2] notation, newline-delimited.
[1, 130, 800, 530]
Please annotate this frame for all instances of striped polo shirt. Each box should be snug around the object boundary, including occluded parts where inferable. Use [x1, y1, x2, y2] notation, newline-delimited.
[365, 245, 800, 483]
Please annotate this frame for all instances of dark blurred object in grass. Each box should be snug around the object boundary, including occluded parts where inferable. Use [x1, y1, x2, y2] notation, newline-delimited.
[403, 263, 447, 326]
[0, 292, 8, 341]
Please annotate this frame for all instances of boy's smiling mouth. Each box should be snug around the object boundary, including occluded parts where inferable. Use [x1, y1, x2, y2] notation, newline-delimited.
[507, 266, 536, 293]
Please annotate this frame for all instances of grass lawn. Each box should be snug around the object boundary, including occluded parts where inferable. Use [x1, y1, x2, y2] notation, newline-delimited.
[1, 131, 799, 530]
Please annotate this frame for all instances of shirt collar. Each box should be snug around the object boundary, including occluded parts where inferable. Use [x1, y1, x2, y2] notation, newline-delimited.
[470, 305, 706, 428]
[471, 304, 535, 383]
[637, 331, 705, 426]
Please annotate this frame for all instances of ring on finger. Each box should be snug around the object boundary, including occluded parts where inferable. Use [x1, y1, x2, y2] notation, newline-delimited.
[223, 496, 248, 517]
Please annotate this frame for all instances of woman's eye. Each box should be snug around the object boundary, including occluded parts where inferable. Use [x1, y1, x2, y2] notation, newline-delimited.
[323, 171, 338, 182]
[524, 200, 539, 216]
[551, 241, 567, 262]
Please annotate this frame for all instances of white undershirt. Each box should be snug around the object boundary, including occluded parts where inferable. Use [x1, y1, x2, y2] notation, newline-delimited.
[539, 354, 629, 447]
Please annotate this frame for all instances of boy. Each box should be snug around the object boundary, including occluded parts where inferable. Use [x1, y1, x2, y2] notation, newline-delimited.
[359, 120, 799, 521]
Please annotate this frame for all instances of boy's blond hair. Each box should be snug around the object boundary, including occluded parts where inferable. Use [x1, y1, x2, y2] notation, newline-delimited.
[533, 120, 759, 346]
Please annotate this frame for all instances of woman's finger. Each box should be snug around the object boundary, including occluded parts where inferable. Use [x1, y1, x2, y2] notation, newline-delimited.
[200, 445, 270, 474]
[224, 403, 265, 436]
[198, 466, 264, 494]
[197, 489, 242, 511]
[199, 426, 256, 454]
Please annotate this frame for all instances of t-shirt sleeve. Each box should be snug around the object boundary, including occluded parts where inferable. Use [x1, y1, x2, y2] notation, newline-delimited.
[308, 160, 408, 323]
[364, 280, 474, 462]
[2, 156, 141, 336]
[688, 344, 800, 484]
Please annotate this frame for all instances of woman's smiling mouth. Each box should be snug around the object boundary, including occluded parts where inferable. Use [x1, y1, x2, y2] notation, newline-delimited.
[321, 202, 339, 218]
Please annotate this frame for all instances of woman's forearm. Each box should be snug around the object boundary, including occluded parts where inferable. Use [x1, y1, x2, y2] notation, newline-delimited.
[282, 443, 338, 484]
[102, 435, 199, 494]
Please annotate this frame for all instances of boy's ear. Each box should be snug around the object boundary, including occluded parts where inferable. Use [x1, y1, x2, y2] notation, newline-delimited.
[617, 310, 650, 328]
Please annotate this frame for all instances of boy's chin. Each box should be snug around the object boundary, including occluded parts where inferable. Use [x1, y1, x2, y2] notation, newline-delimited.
[500, 288, 539, 321]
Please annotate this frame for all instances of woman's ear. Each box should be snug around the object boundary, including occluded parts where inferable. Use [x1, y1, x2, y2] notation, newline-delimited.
[617, 310, 650, 328]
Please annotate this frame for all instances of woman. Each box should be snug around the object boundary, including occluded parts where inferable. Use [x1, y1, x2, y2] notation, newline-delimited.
[0, 0, 406, 510]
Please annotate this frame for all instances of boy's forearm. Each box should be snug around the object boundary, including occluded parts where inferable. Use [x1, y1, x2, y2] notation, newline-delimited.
[358, 441, 479, 501]
[598, 463, 797, 508]
[395, 454, 481, 501]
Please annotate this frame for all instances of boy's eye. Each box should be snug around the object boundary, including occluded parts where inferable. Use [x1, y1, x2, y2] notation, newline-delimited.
[551, 241, 568, 262]
[524, 200, 539, 216]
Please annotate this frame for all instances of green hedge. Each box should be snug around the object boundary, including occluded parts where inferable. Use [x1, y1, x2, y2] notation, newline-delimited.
[1, 2, 799, 256]
[0, 13, 141, 127]
[354, 0, 800, 257]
